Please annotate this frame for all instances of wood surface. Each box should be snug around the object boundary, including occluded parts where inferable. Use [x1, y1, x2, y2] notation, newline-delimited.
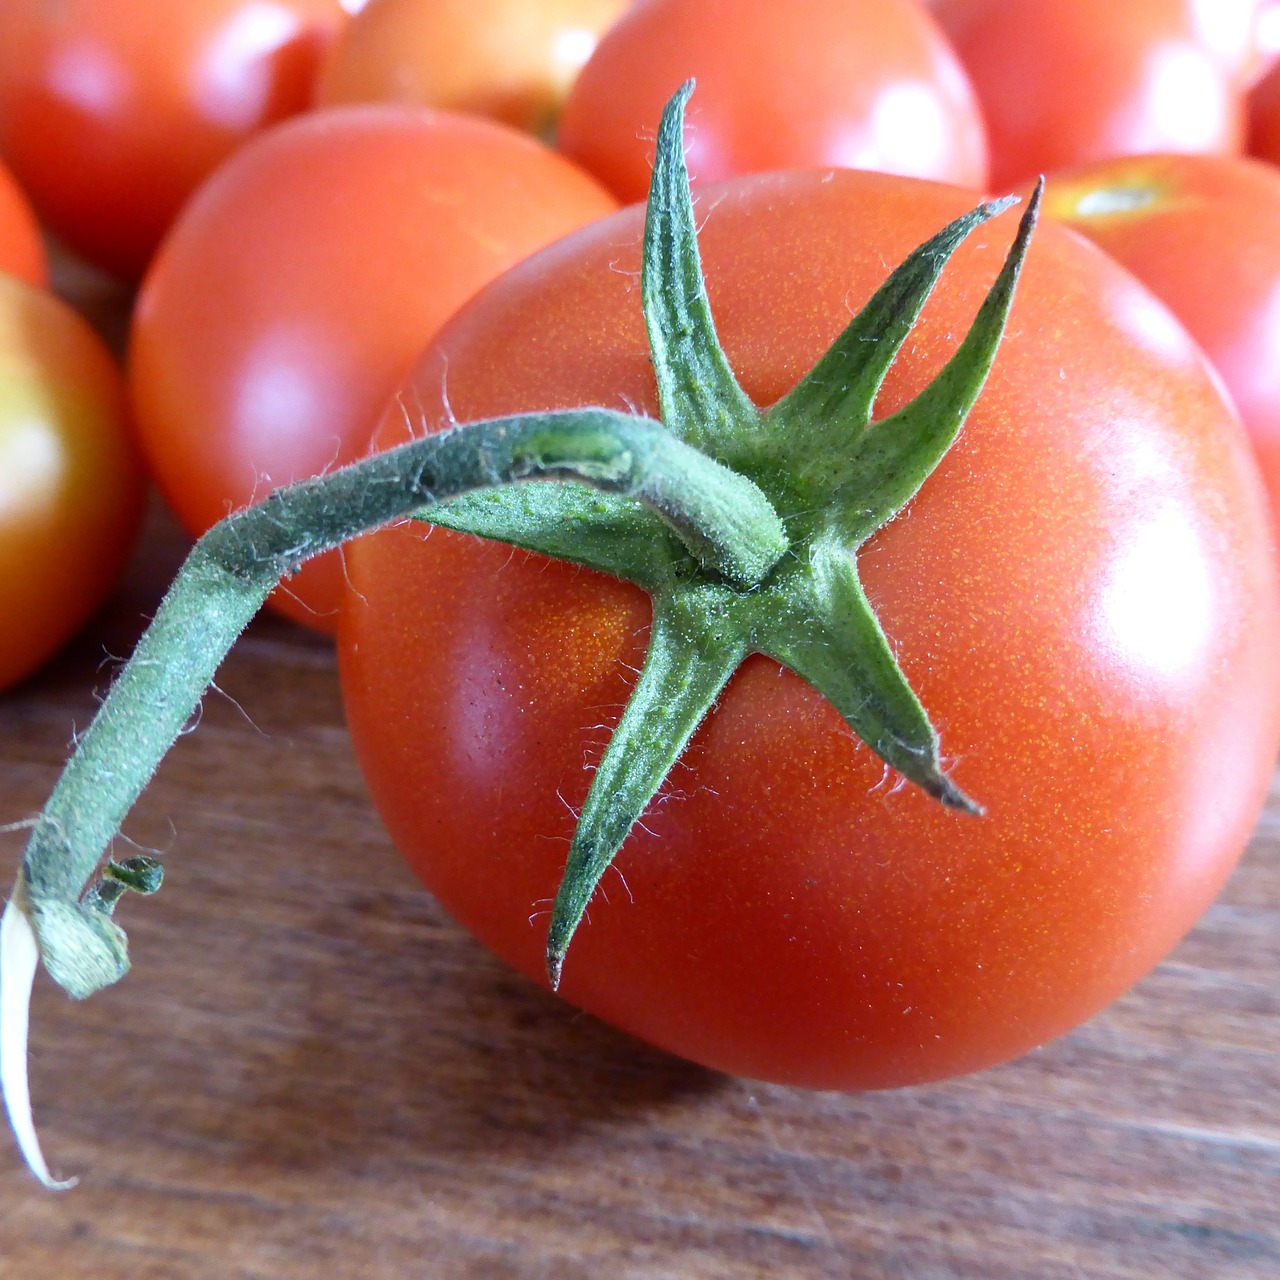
[0, 277, 1277, 1280]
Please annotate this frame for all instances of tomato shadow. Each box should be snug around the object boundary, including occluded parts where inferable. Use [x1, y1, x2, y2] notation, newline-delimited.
[196, 890, 728, 1177]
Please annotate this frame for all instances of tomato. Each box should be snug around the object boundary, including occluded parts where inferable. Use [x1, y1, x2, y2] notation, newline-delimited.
[129, 105, 616, 630]
[0, 0, 348, 279]
[0, 158, 45, 287]
[314, 0, 629, 136]
[556, 0, 988, 205]
[1248, 50, 1280, 159]
[1036, 152, 1280, 529]
[338, 168, 1280, 1089]
[0, 274, 145, 692]
[930, 0, 1262, 191]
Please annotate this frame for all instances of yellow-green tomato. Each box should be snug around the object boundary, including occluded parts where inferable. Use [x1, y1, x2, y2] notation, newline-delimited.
[0, 276, 144, 691]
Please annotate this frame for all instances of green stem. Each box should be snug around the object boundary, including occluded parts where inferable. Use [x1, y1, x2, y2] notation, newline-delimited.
[642, 79, 758, 454]
[546, 586, 747, 986]
[17, 406, 787, 1000]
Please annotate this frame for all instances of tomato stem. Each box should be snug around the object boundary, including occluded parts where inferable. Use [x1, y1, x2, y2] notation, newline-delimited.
[3, 406, 786, 1186]
[16, 408, 785, 996]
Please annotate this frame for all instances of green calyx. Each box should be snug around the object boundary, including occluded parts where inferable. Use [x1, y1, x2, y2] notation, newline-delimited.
[420, 82, 1042, 986]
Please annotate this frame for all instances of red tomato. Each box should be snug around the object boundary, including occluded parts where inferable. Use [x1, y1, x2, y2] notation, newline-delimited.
[315, 0, 629, 136]
[0, 0, 347, 279]
[1036, 152, 1280, 529]
[338, 169, 1280, 1088]
[0, 274, 145, 691]
[931, 0, 1259, 190]
[129, 105, 616, 630]
[0, 158, 45, 287]
[1248, 49, 1280, 159]
[556, 0, 988, 204]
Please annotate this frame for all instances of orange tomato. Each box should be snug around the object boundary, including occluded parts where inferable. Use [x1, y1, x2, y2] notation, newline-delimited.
[315, 0, 629, 136]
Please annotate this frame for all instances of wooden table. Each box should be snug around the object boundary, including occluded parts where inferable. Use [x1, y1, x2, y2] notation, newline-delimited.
[1, 278, 1278, 1280]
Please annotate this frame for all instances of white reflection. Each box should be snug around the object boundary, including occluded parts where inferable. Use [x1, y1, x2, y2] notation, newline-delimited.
[1188, 0, 1255, 70]
[1098, 508, 1216, 682]
[47, 42, 126, 115]
[196, 2, 299, 129]
[552, 28, 599, 77]
[232, 333, 334, 484]
[1259, 1, 1280, 58]
[0, 421, 63, 520]
[1147, 45, 1227, 150]
[1117, 284, 1194, 369]
[1072, 186, 1158, 217]
[832, 82, 946, 175]
[870, 82, 947, 176]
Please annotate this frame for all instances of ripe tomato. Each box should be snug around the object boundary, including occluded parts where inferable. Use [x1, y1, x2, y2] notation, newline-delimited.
[556, 0, 988, 205]
[314, 0, 629, 136]
[0, 158, 45, 287]
[1036, 152, 1280, 528]
[338, 169, 1280, 1088]
[129, 105, 616, 630]
[0, 274, 145, 692]
[0, 0, 348, 279]
[930, 0, 1258, 190]
[1248, 51, 1280, 159]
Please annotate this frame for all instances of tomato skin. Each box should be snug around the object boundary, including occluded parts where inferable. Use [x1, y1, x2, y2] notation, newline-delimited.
[931, 0, 1253, 191]
[556, 0, 988, 205]
[0, 0, 347, 279]
[314, 0, 629, 135]
[1248, 52, 1280, 160]
[0, 275, 145, 692]
[1036, 152, 1280, 529]
[338, 169, 1280, 1088]
[0, 158, 46, 287]
[129, 105, 616, 630]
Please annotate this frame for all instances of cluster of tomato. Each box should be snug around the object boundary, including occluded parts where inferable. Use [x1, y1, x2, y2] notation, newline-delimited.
[6, 0, 1280, 1089]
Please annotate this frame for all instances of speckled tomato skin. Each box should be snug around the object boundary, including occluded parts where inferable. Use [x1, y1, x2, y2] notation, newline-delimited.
[339, 169, 1280, 1089]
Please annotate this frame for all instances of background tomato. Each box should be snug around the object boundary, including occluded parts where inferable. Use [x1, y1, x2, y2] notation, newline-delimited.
[930, 0, 1262, 190]
[556, 0, 988, 204]
[0, 274, 145, 691]
[129, 105, 616, 630]
[339, 169, 1280, 1089]
[0, 0, 348, 279]
[0, 158, 45, 287]
[1036, 152, 1280, 528]
[314, 0, 629, 136]
[1248, 50, 1280, 159]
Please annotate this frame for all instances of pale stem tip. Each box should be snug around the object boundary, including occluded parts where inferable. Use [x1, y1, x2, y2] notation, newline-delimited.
[1, 883, 77, 1190]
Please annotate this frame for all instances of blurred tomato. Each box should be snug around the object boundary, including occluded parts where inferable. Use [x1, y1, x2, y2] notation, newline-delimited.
[0, 274, 144, 691]
[0, 157, 45, 287]
[557, 0, 988, 204]
[129, 105, 616, 630]
[1038, 151, 1280, 528]
[1248, 48, 1280, 159]
[932, 0, 1259, 190]
[0, 0, 348, 279]
[315, 0, 629, 136]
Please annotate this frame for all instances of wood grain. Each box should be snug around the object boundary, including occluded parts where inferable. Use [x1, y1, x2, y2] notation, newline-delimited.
[1, 263, 1278, 1278]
